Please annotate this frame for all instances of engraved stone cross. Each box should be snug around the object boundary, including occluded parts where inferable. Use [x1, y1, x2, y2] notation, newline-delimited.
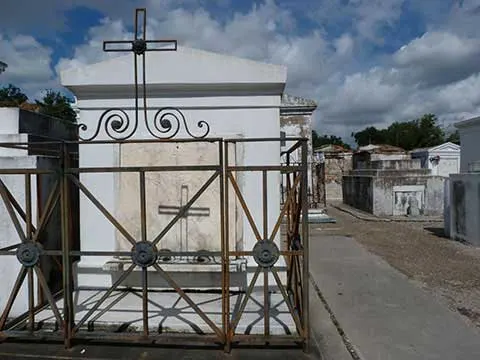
[158, 185, 210, 259]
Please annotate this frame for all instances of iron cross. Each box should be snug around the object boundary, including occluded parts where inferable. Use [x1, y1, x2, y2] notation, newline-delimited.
[103, 8, 177, 128]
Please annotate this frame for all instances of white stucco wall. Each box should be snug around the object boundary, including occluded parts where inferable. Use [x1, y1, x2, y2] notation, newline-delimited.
[456, 117, 480, 172]
[449, 173, 480, 246]
[0, 108, 21, 134]
[0, 157, 39, 317]
[447, 117, 480, 245]
[63, 47, 287, 288]
[74, 98, 282, 287]
[0, 111, 39, 316]
[411, 143, 461, 178]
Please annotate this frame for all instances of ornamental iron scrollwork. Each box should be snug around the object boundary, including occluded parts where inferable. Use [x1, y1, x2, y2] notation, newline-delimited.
[78, 107, 210, 141]
[77, 8, 211, 141]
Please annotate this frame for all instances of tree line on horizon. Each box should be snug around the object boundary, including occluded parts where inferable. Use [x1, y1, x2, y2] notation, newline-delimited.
[1, 84, 461, 151]
[0, 84, 77, 123]
[313, 113, 460, 151]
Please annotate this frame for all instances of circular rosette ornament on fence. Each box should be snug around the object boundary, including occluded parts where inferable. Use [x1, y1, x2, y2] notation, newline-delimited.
[16, 242, 42, 268]
[253, 240, 280, 268]
[131, 241, 158, 268]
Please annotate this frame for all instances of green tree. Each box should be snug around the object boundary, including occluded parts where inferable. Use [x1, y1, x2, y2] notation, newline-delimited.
[36, 90, 77, 123]
[415, 113, 444, 148]
[445, 129, 460, 145]
[352, 113, 446, 151]
[0, 84, 28, 107]
[351, 126, 388, 147]
[312, 131, 351, 149]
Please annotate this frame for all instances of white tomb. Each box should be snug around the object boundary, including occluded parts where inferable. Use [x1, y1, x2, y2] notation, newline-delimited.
[447, 117, 480, 245]
[0, 107, 77, 317]
[410, 142, 461, 178]
[0, 109, 39, 317]
[61, 46, 288, 289]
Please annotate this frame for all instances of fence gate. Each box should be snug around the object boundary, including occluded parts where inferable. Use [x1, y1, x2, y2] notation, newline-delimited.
[0, 137, 309, 351]
[0, 7, 309, 352]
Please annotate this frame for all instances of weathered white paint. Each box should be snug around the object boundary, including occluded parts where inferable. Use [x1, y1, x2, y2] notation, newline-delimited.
[0, 111, 39, 316]
[449, 173, 480, 246]
[0, 108, 21, 134]
[392, 185, 425, 216]
[447, 117, 480, 245]
[410, 142, 460, 178]
[280, 94, 317, 205]
[0, 157, 40, 317]
[61, 46, 287, 288]
[455, 117, 480, 173]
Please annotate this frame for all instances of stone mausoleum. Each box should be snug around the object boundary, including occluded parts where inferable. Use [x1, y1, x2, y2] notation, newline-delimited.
[343, 144, 444, 217]
[279, 94, 317, 207]
[313, 144, 353, 205]
[410, 142, 460, 178]
[61, 45, 289, 290]
[0, 44, 303, 337]
[447, 116, 480, 246]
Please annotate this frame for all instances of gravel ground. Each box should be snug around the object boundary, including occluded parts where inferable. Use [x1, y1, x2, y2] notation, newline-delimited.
[315, 205, 480, 328]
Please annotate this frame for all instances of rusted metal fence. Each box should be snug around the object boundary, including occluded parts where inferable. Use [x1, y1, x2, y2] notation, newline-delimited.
[0, 137, 309, 351]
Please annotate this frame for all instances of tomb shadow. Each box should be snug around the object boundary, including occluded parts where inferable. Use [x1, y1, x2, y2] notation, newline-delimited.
[424, 226, 449, 239]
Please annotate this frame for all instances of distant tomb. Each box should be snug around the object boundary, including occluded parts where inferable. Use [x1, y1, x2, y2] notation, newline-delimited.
[343, 145, 444, 217]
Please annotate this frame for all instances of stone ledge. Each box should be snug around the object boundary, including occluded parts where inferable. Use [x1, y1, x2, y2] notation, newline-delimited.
[103, 258, 247, 272]
[333, 203, 443, 223]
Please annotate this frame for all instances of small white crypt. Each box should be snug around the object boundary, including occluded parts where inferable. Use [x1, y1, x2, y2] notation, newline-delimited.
[61, 45, 289, 290]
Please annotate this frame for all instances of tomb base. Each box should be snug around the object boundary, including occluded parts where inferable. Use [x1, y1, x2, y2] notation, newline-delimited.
[31, 288, 297, 336]
[74, 257, 287, 292]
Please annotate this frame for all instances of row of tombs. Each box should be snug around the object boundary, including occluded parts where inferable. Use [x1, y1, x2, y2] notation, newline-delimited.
[314, 116, 480, 247]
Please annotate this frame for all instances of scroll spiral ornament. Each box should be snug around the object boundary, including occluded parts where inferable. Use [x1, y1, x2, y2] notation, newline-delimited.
[150, 107, 210, 139]
[78, 107, 210, 141]
[78, 109, 137, 141]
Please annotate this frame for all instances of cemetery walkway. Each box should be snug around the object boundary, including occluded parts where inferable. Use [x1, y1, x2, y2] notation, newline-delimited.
[309, 207, 480, 359]
[325, 205, 480, 329]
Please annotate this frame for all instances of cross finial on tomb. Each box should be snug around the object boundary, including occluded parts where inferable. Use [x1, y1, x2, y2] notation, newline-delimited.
[78, 7, 211, 141]
[103, 8, 177, 56]
[102, 8, 177, 132]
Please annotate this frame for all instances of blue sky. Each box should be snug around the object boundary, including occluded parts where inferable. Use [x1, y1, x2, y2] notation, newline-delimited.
[1, 0, 479, 139]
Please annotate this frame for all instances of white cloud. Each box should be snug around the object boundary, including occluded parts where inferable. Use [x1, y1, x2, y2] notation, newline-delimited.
[392, 31, 480, 87]
[354, 0, 405, 43]
[56, 0, 334, 95]
[56, 18, 134, 74]
[319, 67, 404, 123]
[334, 33, 354, 56]
[0, 34, 56, 99]
[3, 0, 480, 143]
[305, 0, 405, 43]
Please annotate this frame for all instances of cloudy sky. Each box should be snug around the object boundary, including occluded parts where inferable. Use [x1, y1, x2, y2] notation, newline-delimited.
[0, 0, 479, 141]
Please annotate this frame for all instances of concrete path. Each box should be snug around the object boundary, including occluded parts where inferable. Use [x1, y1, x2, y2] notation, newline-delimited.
[309, 234, 480, 360]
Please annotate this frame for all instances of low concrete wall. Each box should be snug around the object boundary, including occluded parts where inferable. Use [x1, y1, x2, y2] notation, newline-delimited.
[370, 159, 422, 170]
[352, 169, 430, 177]
[342, 175, 373, 213]
[449, 173, 480, 246]
[371, 176, 444, 217]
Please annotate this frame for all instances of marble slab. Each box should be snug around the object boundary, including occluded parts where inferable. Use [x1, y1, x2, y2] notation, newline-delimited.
[116, 142, 241, 253]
